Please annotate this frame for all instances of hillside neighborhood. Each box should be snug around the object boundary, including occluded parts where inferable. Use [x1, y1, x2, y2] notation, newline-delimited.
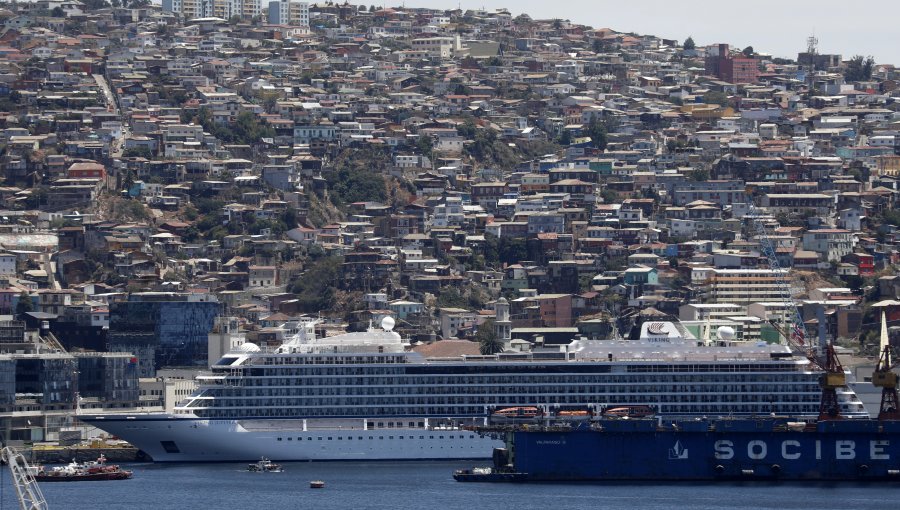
[1, 2, 900, 442]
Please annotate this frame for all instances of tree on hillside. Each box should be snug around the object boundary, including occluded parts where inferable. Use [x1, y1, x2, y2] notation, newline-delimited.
[702, 90, 730, 107]
[690, 168, 710, 182]
[844, 55, 876, 82]
[15, 292, 33, 319]
[81, 0, 110, 8]
[742, 46, 754, 57]
[683, 36, 696, 51]
[416, 135, 433, 158]
[586, 118, 608, 151]
[498, 236, 527, 266]
[325, 147, 389, 206]
[290, 256, 343, 312]
[195, 109, 274, 145]
[457, 119, 477, 138]
[437, 287, 468, 309]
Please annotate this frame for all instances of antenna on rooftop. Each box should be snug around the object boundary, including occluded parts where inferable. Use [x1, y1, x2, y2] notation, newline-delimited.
[806, 34, 818, 57]
[805, 32, 819, 84]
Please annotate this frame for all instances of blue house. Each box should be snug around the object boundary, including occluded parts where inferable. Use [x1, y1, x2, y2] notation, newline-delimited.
[623, 266, 659, 286]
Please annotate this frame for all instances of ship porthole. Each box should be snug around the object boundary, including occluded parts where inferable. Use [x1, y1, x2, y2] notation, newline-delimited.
[714, 464, 725, 474]
[859, 464, 869, 473]
[771, 464, 781, 474]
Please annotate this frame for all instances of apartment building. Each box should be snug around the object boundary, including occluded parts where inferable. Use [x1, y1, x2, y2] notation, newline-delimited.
[268, 1, 309, 26]
[163, 0, 214, 18]
[701, 268, 790, 308]
[164, 0, 265, 20]
[410, 37, 458, 59]
[760, 193, 835, 216]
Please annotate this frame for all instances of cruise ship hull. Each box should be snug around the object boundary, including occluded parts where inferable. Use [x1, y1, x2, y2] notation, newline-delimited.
[78, 414, 502, 462]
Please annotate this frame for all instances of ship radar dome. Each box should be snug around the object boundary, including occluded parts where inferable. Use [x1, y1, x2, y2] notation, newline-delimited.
[716, 326, 736, 340]
[237, 342, 260, 353]
[381, 316, 395, 332]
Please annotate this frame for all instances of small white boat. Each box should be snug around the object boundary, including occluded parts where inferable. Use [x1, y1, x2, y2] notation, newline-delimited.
[248, 457, 283, 473]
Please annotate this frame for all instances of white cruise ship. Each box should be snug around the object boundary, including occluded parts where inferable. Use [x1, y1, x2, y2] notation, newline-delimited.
[79, 319, 868, 462]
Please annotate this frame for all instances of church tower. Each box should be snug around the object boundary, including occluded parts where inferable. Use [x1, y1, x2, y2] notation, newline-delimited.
[495, 297, 511, 348]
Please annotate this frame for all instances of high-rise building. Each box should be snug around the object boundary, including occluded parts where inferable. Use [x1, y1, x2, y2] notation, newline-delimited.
[211, 0, 264, 20]
[108, 293, 220, 377]
[164, 0, 302, 22]
[161, 0, 183, 14]
[268, 1, 309, 26]
[162, 0, 215, 19]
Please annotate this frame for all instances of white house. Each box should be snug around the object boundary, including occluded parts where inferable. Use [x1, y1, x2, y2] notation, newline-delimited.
[0, 253, 16, 275]
[387, 300, 424, 319]
[801, 229, 856, 262]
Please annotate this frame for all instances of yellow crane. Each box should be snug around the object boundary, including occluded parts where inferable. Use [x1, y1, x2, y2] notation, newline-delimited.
[873, 312, 900, 420]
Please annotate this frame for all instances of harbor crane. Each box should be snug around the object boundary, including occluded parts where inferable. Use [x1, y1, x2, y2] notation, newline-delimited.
[873, 312, 900, 420]
[743, 194, 845, 420]
[1, 446, 48, 510]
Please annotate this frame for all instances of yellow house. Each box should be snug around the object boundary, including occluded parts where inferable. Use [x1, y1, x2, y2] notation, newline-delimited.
[679, 103, 735, 120]
[874, 155, 900, 177]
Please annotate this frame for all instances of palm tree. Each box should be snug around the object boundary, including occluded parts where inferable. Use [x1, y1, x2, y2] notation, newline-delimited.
[476, 319, 503, 355]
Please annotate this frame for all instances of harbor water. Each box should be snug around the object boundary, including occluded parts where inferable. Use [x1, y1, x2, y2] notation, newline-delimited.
[3, 461, 900, 510]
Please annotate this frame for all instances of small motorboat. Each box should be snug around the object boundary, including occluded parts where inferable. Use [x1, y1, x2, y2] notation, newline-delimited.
[309, 480, 325, 488]
[247, 457, 283, 473]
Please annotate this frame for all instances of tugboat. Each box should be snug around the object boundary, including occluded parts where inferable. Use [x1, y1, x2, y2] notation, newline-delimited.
[35, 455, 133, 482]
[247, 457, 283, 473]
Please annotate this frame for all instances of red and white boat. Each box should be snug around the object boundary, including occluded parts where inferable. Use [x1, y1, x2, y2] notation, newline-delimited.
[35, 455, 133, 482]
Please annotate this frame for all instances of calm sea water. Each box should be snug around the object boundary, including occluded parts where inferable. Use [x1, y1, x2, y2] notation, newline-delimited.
[2, 461, 900, 510]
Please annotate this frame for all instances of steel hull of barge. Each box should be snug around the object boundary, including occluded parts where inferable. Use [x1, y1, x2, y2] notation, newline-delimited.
[454, 418, 900, 482]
